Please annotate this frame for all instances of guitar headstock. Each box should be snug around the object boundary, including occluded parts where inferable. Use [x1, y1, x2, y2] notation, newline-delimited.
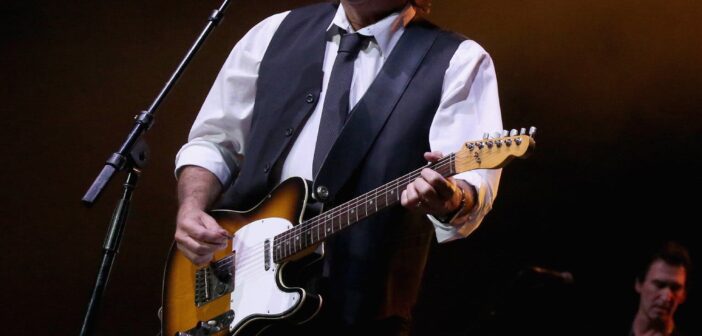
[454, 127, 536, 173]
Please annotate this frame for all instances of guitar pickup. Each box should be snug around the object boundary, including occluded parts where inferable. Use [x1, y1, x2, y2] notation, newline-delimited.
[264, 239, 271, 271]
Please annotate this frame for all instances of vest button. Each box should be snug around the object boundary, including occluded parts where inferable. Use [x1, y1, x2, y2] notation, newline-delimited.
[285, 127, 293, 137]
[316, 185, 329, 201]
[305, 93, 315, 103]
[263, 164, 270, 173]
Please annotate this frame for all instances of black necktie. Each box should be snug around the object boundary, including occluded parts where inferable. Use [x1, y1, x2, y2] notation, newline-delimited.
[313, 31, 367, 176]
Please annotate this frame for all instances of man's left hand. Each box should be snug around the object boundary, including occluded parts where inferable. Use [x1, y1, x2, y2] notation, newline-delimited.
[400, 151, 473, 221]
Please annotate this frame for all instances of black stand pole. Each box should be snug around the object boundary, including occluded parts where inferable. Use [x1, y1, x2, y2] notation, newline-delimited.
[80, 167, 140, 336]
[79, 1, 232, 334]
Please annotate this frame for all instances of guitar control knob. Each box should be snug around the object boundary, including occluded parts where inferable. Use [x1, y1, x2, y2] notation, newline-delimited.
[316, 186, 329, 201]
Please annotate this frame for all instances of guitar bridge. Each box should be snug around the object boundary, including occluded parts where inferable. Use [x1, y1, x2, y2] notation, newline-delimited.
[176, 310, 235, 336]
[194, 253, 235, 307]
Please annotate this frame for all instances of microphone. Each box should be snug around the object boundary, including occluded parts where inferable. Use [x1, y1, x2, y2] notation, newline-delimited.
[528, 266, 575, 284]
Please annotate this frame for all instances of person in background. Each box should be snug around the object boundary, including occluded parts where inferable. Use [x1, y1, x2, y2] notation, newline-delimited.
[630, 241, 692, 336]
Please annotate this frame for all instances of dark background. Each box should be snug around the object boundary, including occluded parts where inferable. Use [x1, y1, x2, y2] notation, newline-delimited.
[2, 0, 700, 335]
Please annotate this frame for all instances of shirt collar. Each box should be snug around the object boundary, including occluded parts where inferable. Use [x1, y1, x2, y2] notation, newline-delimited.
[327, 4, 417, 56]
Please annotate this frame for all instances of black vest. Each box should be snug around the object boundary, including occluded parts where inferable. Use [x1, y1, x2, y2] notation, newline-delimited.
[219, 3, 465, 324]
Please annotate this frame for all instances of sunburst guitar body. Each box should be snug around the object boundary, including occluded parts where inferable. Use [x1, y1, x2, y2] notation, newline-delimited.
[162, 178, 322, 335]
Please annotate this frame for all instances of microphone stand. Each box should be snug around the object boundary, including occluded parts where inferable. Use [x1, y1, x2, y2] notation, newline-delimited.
[79, 1, 232, 334]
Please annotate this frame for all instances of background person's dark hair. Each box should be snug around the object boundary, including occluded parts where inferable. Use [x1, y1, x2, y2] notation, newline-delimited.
[636, 241, 692, 284]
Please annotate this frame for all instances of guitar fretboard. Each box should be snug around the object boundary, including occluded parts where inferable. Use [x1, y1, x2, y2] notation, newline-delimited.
[272, 154, 456, 262]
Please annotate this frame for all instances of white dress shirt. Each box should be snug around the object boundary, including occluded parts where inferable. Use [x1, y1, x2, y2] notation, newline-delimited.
[175, 5, 503, 242]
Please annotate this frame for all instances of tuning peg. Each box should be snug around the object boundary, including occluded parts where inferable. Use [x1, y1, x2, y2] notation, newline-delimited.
[483, 132, 489, 140]
[509, 129, 518, 136]
[529, 126, 537, 138]
[493, 132, 502, 146]
[519, 128, 526, 135]
[502, 130, 509, 137]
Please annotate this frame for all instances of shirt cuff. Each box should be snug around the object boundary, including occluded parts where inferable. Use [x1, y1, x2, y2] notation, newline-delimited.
[430, 174, 492, 243]
[174, 140, 237, 186]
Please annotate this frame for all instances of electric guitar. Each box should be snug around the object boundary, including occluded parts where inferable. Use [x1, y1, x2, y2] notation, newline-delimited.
[161, 128, 536, 336]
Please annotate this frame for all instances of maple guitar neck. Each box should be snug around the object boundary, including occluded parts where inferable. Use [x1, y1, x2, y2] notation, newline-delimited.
[272, 129, 536, 262]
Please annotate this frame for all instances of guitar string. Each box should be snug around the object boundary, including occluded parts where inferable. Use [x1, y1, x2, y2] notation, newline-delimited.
[272, 155, 455, 257]
[209, 148, 490, 276]
[216, 220, 463, 280]
[206, 141, 517, 280]
[218, 151, 472, 273]
[210, 172, 449, 274]
[227, 156, 457, 271]
[224, 219, 454, 280]
[228, 157, 454, 269]
[215, 231, 438, 284]
[216, 145, 490, 273]
[227, 154, 457, 270]
[273, 154, 453, 245]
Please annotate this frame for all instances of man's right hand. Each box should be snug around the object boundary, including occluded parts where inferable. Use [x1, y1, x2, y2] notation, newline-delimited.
[174, 165, 227, 266]
[175, 205, 230, 266]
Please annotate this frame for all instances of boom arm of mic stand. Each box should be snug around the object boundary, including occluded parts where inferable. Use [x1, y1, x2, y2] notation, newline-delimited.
[81, 0, 232, 207]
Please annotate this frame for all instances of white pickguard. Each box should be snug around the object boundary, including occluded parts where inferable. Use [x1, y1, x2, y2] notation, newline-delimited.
[229, 217, 299, 332]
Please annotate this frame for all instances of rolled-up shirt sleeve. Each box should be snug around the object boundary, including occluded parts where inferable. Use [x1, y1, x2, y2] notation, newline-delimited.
[428, 40, 503, 243]
[174, 11, 290, 185]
